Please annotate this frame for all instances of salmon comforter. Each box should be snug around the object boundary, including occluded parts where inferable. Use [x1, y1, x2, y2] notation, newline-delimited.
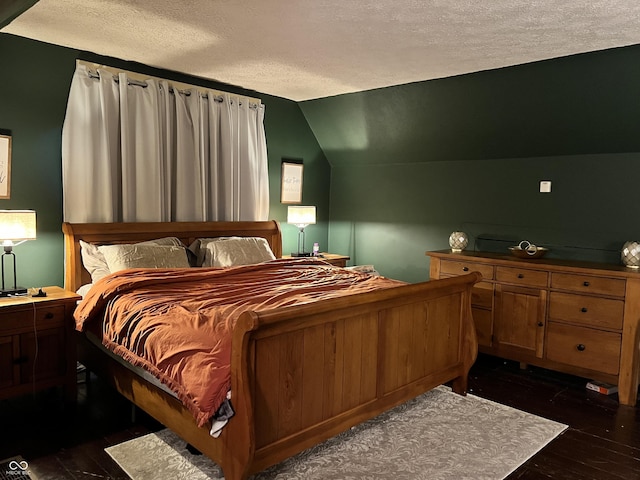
[74, 258, 403, 427]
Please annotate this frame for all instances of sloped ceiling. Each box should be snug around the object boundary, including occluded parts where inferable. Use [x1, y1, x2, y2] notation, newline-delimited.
[3, 1, 640, 101]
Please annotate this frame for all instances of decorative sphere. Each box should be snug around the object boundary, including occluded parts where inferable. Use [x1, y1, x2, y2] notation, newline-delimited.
[621, 241, 640, 268]
[449, 232, 469, 252]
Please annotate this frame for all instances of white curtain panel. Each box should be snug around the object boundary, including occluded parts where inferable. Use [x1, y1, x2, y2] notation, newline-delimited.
[62, 63, 269, 223]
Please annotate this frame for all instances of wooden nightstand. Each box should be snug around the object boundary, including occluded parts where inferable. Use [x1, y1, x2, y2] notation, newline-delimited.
[282, 253, 350, 267]
[317, 253, 350, 267]
[0, 287, 81, 403]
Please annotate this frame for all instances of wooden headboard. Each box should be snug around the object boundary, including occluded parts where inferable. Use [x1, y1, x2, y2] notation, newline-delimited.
[62, 220, 283, 292]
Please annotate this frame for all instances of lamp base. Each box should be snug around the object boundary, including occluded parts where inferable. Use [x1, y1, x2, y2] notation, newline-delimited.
[0, 286, 27, 297]
[290, 252, 312, 257]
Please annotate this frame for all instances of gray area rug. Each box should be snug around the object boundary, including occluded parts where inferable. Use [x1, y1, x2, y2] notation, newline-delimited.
[106, 386, 567, 480]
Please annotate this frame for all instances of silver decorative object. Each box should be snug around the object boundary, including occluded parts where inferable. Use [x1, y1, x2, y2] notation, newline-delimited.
[509, 240, 549, 259]
[621, 241, 640, 268]
[449, 231, 469, 252]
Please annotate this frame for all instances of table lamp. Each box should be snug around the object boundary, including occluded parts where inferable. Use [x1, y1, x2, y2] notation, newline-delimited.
[287, 206, 316, 257]
[0, 210, 36, 296]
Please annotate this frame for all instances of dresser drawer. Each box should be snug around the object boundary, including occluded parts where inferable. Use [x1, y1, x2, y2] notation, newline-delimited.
[496, 266, 548, 288]
[440, 260, 494, 280]
[548, 292, 623, 330]
[551, 273, 625, 297]
[546, 323, 621, 375]
[0, 306, 65, 334]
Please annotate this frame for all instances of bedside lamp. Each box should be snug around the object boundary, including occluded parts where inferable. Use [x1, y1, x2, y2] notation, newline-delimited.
[287, 206, 316, 257]
[0, 210, 36, 296]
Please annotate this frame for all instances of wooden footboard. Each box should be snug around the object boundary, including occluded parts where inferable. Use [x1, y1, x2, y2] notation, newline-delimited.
[223, 272, 480, 479]
[64, 221, 479, 480]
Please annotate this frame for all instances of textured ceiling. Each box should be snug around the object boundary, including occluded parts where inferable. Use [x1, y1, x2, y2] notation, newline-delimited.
[3, 0, 640, 101]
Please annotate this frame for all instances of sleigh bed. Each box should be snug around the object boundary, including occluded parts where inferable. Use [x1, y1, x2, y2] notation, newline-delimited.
[63, 220, 480, 480]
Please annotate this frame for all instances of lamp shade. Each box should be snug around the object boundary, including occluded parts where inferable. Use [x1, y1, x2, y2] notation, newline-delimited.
[0, 210, 37, 243]
[287, 206, 316, 228]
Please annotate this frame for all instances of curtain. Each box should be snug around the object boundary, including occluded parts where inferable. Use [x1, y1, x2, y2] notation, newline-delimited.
[62, 63, 269, 223]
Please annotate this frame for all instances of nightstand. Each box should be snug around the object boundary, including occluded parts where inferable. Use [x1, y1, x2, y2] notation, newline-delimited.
[0, 287, 81, 403]
[317, 253, 350, 267]
[282, 253, 350, 267]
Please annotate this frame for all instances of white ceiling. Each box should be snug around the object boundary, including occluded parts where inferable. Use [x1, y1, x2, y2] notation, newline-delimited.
[4, 0, 640, 101]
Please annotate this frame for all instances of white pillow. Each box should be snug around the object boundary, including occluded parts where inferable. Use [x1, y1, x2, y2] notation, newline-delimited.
[98, 244, 190, 273]
[76, 283, 93, 298]
[79, 240, 111, 283]
[197, 236, 275, 267]
[80, 237, 185, 282]
[345, 265, 380, 276]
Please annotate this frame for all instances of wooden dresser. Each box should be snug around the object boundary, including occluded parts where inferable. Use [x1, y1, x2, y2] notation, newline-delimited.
[427, 250, 640, 406]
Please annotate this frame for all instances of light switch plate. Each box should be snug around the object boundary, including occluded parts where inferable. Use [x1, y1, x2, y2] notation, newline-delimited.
[540, 181, 552, 193]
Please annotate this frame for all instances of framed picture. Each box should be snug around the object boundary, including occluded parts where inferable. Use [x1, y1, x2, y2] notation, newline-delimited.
[0, 133, 11, 200]
[281, 161, 303, 204]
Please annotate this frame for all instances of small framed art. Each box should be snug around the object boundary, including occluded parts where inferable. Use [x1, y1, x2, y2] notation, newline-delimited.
[281, 161, 303, 204]
[0, 132, 11, 199]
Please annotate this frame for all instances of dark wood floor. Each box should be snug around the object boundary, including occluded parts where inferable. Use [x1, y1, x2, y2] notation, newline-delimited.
[1, 354, 638, 479]
[468, 356, 639, 480]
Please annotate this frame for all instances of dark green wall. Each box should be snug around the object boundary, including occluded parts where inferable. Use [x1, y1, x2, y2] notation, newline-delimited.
[0, 33, 77, 290]
[0, 0, 38, 29]
[301, 45, 640, 282]
[0, 33, 330, 288]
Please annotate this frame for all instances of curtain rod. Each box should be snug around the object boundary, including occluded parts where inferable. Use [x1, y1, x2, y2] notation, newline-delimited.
[86, 69, 224, 102]
[80, 61, 262, 110]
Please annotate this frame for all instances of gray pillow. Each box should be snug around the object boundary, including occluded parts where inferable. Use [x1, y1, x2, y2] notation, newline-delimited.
[98, 244, 190, 273]
[80, 236, 185, 282]
[196, 236, 275, 267]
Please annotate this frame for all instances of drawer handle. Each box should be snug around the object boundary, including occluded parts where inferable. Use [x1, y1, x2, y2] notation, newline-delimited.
[583, 281, 590, 287]
[44, 312, 54, 319]
[580, 307, 588, 313]
[517, 273, 524, 279]
[576, 344, 586, 352]
[537, 321, 544, 327]
[462, 266, 469, 272]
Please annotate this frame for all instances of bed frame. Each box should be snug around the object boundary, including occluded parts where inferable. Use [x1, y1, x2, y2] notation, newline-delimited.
[62, 220, 480, 480]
